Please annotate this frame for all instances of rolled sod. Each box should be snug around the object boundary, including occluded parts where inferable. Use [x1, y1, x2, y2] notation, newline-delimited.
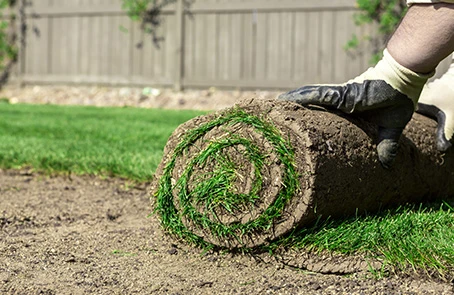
[150, 98, 454, 249]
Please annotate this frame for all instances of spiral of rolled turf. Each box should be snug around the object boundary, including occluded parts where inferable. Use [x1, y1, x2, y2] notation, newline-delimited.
[152, 98, 454, 249]
[154, 107, 301, 248]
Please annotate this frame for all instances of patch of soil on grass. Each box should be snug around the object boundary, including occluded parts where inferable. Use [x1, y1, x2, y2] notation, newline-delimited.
[1, 170, 453, 294]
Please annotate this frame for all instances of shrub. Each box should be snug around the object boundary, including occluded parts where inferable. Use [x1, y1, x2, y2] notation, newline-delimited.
[347, 0, 407, 64]
[0, 0, 19, 87]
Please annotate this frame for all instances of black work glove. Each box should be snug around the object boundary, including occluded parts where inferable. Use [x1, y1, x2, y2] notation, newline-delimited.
[278, 49, 432, 168]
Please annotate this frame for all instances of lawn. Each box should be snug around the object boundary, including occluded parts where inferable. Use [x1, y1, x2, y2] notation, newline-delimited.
[0, 103, 205, 181]
[0, 102, 453, 277]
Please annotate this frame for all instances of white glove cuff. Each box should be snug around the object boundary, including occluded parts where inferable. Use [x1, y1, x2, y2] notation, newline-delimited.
[376, 49, 434, 106]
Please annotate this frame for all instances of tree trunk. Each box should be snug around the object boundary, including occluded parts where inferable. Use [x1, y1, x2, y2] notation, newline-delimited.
[151, 98, 454, 249]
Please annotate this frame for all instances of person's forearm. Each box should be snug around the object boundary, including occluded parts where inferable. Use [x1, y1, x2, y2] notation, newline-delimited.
[387, 3, 454, 74]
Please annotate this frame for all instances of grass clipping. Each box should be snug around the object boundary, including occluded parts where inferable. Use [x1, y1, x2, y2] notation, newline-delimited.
[153, 106, 300, 249]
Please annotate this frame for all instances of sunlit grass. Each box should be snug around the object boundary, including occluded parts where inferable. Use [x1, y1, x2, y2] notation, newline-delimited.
[0, 103, 205, 181]
[270, 202, 454, 276]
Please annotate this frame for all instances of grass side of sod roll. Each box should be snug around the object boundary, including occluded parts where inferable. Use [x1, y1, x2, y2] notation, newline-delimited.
[155, 107, 299, 247]
[0, 102, 453, 277]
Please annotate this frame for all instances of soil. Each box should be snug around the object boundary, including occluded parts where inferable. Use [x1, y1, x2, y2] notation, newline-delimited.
[1, 169, 453, 294]
[1, 85, 454, 294]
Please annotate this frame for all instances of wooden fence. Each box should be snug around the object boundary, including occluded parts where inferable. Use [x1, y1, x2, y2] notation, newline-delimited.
[17, 0, 378, 90]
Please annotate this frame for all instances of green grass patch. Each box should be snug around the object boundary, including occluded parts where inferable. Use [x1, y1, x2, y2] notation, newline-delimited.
[0, 103, 205, 181]
[271, 202, 454, 276]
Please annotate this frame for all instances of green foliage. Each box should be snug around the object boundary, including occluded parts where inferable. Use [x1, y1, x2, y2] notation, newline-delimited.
[121, 0, 192, 46]
[346, 0, 407, 64]
[0, 0, 18, 88]
[355, 0, 407, 34]
[0, 0, 17, 63]
[121, 0, 176, 38]
[122, 0, 157, 23]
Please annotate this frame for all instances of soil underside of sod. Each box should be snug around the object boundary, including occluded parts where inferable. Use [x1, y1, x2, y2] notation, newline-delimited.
[1, 169, 453, 295]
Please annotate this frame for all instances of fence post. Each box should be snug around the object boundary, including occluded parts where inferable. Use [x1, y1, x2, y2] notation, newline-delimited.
[174, 0, 185, 91]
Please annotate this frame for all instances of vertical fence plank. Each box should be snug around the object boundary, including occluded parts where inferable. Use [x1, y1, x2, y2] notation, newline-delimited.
[99, 15, 110, 76]
[16, 0, 26, 85]
[183, 11, 195, 82]
[88, 15, 99, 76]
[230, 14, 241, 81]
[241, 12, 253, 80]
[346, 11, 364, 79]
[334, 10, 348, 83]
[69, 16, 80, 76]
[174, 0, 184, 90]
[163, 14, 176, 83]
[217, 13, 231, 80]
[254, 11, 267, 81]
[78, 15, 90, 76]
[131, 21, 143, 79]
[194, 14, 206, 79]
[110, 15, 131, 78]
[279, 12, 293, 81]
[266, 12, 280, 80]
[205, 14, 217, 79]
[53, 17, 65, 75]
[292, 11, 308, 83]
[306, 11, 320, 83]
[319, 11, 334, 83]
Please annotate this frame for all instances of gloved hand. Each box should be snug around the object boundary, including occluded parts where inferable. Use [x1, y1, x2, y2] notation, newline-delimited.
[278, 49, 432, 168]
[417, 56, 454, 152]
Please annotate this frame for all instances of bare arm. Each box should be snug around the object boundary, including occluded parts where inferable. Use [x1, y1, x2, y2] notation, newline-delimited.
[387, 3, 454, 74]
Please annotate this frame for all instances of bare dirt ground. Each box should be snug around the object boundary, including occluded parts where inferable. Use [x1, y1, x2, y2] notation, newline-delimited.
[1, 170, 453, 295]
[1, 85, 454, 294]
